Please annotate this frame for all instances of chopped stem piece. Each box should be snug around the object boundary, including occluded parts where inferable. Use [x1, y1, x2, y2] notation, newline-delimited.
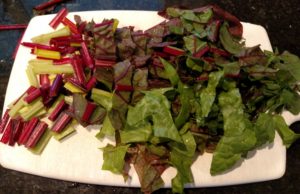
[26, 121, 48, 148]
[52, 120, 76, 141]
[49, 7, 68, 29]
[49, 74, 63, 97]
[26, 66, 39, 87]
[95, 59, 115, 67]
[31, 26, 71, 43]
[81, 102, 97, 122]
[18, 117, 39, 145]
[64, 81, 85, 93]
[72, 57, 86, 85]
[51, 112, 72, 133]
[31, 64, 74, 74]
[34, 48, 61, 60]
[53, 57, 72, 65]
[39, 74, 50, 89]
[24, 88, 42, 104]
[48, 99, 67, 121]
[0, 119, 12, 144]
[163, 46, 185, 56]
[85, 76, 97, 91]
[61, 17, 79, 34]
[20, 100, 44, 121]
[34, 0, 68, 10]
[22, 42, 59, 51]
[80, 42, 94, 68]
[29, 129, 52, 155]
[0, 24, 27, 30]
[0, 110, 10, 133]
[9, 97, 26, 118]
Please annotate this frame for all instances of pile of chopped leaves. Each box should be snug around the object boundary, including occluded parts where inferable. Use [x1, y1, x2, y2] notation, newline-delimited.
[1, 5, 300, 194]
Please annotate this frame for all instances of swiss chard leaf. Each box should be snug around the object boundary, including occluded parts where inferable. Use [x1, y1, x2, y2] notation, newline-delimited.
[120, 122, 152, 144]
[127, 90, 182, 143]
[277, 51, 300, 81]
[186, 57, 203, 72]
[273, 114, 300, 148]
[93, 19, 117, 60]
[183, 35, 207, 55]
[133, 145, 165, 193]
[253, 113, 275, 147]
[210, 88, 256, 175]
[170, 148, 194, 194]
[219, 22, 244, 55]
[200, 71, 224, 118]
[160, 57, 180, 86]
[101, 144, 129, 174]
[96, 115, 115, 139]
[174, 87, 194, 129]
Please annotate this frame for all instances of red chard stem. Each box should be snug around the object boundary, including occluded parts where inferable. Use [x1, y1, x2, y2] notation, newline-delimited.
[51, 112, 72, 133]
[48, 99, 67, 121]
[49, 7, 68, 29]
[17, 117, 39, 145]
[81, 102, 97, 123]
[49, 74, 63, 97]
[24, 88, 42, 104]
[0, 109, 10, 134]
[25, 121, 48, 148]
[0, 119, 12, 144]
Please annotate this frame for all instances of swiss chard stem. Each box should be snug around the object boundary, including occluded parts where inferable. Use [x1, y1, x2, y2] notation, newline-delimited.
[0, 24, 27, 30]
[52, 122, 75, 141]
[85, 76, 97, 91]
[39, 74, 50, 89]
[31, 26, 71, 44]
[95, 59, 115, 67]
[11, 118, 24, 146]
[0, 109, 10, 133]
[49, 7, 68, 29]
[64, 81, 86, 93]
[34, 48, 61, 60]
[49, 74, 64, 97]
[80, 41, 94, 68]
[20, 100, 44, 121]
[21, 42, 59, 51]
[0, 119, 12, 144]
[34, 0, 69, 11]
[29, 129, 52, 155]
[24, 88, 42, 104]
[51, 112, 72, 133]
[61, 17, 79, 34]
[25, 121, 48, 148]
[31, 63, 74, 74]
[48, 99, 67, 121]
[26, 66, 39, 87]
[163, 46, 185, 56]
[72, 57, 86, 85]
[81, 102, 97, 123]
[17, 117, 39, 145]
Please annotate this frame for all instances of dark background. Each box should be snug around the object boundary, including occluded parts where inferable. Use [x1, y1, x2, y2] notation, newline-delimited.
[1, 0, 300, 193]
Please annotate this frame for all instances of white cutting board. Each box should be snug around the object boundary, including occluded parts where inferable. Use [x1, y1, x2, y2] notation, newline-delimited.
[1, 10, 297, 188]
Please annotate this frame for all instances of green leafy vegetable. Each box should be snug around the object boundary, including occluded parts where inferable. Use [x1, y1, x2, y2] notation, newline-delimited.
[200, 71, 224, 118]
[101, 144, 129, 174]
[219, 22, 244, 55]
[210, 89, 256, 175]
[127, 90, 182, 143]
[273, 115, 300, 148]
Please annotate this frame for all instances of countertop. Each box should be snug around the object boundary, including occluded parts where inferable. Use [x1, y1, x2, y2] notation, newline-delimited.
[1, 0, 300, 193]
